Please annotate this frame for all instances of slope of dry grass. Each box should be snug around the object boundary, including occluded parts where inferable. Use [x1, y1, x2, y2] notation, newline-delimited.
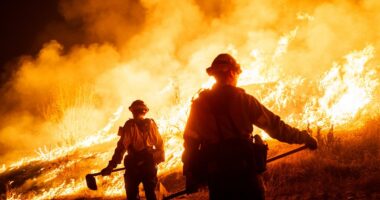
[171, 118, 380, 200]
[264, 119, 380, 200]
[1, 118, 379, 199]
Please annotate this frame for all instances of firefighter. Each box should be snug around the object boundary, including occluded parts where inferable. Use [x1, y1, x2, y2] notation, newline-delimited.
[101, 100, 165, 200]
[182, 54, 317, 200]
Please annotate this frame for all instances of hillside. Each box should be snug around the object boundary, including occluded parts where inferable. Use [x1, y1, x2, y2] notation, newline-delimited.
[1, 118, 379, 200]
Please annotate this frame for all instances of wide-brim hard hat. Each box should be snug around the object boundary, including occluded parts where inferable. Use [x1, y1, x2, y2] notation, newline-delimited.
[206, 53, 242, 76]
[129, 100, 149, 112]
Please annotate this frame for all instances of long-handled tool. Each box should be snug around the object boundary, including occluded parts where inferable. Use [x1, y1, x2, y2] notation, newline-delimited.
[86, 168, 125, 190]
[266, 145, 308, 163]
[163, 145, 308, 200]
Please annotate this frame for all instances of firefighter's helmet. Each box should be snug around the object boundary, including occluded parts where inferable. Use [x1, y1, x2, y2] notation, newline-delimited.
[206, 53, 242, 76]
[129, 100, 149, 113]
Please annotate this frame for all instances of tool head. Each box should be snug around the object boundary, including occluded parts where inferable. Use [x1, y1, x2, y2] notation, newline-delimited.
[86, 174, 98, 190]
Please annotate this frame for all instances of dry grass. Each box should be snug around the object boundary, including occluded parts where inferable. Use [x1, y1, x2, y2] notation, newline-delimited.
[1, 118, 380, 199]
[164, 118, 380, 200]
[264, 119, 380, 200]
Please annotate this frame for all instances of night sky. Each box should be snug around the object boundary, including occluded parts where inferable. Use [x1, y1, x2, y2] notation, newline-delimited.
[0, 0, 89, 86]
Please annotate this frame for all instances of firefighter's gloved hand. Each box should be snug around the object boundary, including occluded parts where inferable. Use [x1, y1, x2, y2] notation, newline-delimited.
[101, 166, 114, 176]
[185, 173, 199, 194]
[300, 130, 317, 150]
[305, 135, 317, 150]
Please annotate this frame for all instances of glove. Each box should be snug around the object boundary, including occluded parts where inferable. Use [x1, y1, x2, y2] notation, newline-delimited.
[185, 173, 199, 194]
[101, 165, 114, 176]
[305, 137, 317, 150]
[302, 131, 317, 150]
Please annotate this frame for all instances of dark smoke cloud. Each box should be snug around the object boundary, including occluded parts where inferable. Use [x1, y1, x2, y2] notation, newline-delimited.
[0, 1, 72, 85]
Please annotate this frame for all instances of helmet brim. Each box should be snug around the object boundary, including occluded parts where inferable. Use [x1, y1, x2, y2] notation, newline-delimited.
[206, 64, 242, 76]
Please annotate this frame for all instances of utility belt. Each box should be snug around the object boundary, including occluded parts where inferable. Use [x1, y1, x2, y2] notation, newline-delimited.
[124, 148, 155, 168]
[124, 146, 164, 168]
[203, 135, 268, 174]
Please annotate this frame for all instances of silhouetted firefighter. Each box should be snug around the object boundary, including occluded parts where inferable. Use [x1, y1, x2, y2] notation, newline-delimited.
[101, 100, 165, 200]
[182, 54, 318, 200]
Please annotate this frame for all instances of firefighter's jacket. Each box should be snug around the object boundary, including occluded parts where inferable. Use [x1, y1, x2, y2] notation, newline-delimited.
[182, 84, 311, 175]
[108, 118, 165, 168]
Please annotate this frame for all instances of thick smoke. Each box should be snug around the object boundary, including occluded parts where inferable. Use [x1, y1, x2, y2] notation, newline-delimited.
[1, 0, 379, 164]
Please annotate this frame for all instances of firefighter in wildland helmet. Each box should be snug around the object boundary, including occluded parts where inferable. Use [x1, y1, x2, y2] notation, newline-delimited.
[101, 100, 165, 200]
[182, 53, 318, 200]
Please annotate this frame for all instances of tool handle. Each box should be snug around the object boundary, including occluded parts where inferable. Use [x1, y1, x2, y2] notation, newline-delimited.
[90, 167, 126, 176]
[267, 145, 308, 163]
[163, 190, 188, 200]
[163, 145, 309, 199]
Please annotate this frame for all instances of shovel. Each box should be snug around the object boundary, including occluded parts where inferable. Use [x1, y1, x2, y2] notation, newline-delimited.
[163, 145, 308, 200]
[86, 168, 125, 190]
